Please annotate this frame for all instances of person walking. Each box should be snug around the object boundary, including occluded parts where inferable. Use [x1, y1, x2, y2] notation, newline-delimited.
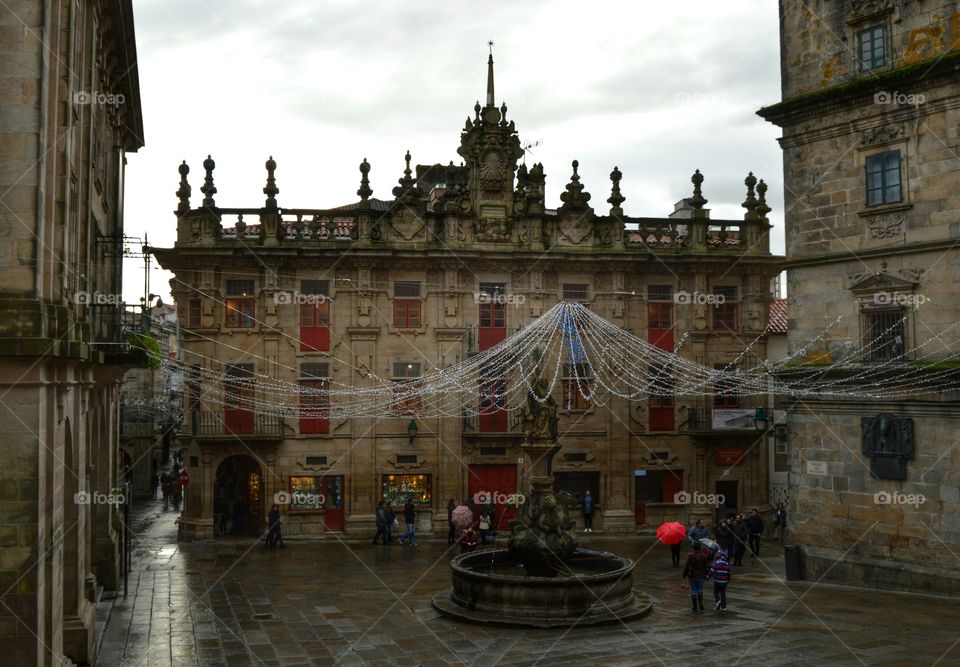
[669, 541, 682, 567]
[479, 510, 491, 544]
[214, 494, 228, 537]
[399, 498, 417, 545]
[266, 503, 285, 548]
[582, 490, 594, 533]
[385, 503, 396, 544]
[372, 500, 389, 545]
[687, 519, 709, 549]
[746, 509, 765, 557]
[160, 473, 171, 511]
[447, 498, 457, 546]
[709, 548, 732, 611]
[717, 518, 734, 554]
[773, 503, 787, 542]
[152, 473, 160, 500]
[682, 544, 709, 612]
[732, 514, 748, 565]
[170, 476, 181, 511]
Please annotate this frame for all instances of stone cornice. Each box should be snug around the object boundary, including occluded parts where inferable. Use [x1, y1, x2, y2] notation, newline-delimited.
[783, 239, 960, 269]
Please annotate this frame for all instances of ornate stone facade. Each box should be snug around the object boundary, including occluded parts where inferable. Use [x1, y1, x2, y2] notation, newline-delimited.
[759, 0, 960, 593]
[154, 55, 783, 545]
[0, 1, 144, 663]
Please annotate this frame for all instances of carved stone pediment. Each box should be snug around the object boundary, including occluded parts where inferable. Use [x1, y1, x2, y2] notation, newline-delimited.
[860, 123, 905, 148]
[847, 0, 896, 23]
[848, 269, 922, 292]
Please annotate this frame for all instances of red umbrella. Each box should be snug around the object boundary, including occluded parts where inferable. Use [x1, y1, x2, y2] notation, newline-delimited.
[656, 521, 687, 546]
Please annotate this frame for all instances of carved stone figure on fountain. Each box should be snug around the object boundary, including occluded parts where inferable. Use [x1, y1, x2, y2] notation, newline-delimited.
[525, 376, 558, 441]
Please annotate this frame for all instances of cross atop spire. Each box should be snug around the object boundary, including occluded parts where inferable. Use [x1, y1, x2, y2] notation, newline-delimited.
[486, 40, 495, 107]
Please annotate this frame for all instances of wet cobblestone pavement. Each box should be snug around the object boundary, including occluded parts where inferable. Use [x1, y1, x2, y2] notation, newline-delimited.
[100, 499, 960, 666]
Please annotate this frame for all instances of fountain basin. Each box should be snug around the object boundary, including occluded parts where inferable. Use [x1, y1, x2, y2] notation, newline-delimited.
[431, 547, 653, 628]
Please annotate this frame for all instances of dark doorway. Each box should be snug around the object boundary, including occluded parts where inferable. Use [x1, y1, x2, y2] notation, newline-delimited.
[715, 480, 738, 525]
[215, 455, 264, 537]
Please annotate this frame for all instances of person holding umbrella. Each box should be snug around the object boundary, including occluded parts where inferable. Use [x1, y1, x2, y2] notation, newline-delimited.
[657, 521, 686, 566]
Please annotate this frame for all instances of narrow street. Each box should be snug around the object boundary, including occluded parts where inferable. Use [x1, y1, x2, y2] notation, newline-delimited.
[97, 498, 960, 666]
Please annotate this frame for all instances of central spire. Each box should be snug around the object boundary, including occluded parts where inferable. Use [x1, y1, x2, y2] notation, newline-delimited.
[486, 40, 495, 107]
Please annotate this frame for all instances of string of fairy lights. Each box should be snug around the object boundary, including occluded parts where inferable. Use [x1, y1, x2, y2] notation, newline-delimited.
[119, 301, 960, 423]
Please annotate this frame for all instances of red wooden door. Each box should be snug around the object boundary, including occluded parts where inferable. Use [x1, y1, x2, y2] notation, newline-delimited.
[478, 301, 507, 351]
[647, 302, 673, 351]
[225, 364, 254, 434]
[479, 379, 508, 432]
[323, 475, 344, 531]
[468, 464, 518, 533]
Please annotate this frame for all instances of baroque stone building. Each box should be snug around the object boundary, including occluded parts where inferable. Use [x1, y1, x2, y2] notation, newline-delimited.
[759, 0, 960, 592]
[153, 55, 783, 543]
[0, 0, 144, 664]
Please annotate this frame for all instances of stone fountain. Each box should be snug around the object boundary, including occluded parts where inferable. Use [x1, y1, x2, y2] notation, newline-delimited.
[432, 359, 652, 627]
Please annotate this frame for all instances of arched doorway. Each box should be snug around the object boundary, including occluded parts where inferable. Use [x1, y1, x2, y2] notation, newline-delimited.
[214, 455, 264, 538]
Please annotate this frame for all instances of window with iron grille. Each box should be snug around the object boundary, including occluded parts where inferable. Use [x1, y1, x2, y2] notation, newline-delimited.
[301, 279, 330, 297]
[863, 309, 906, 362]
[305, 456, 327, 466]
[562, 283, 590, 301]
[225, 280, 256, 328]
[188, 299, 201, 328]
[393, 281, 422, 328]
[865, 150, 902, 207]
[858, 24, 887, 72]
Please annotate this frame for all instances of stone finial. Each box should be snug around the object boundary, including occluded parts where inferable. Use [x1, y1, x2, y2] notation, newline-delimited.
[264, 156, 279, 209]
[392, 150, 416, 198]
[742, 171, 758, 219]
[690, 169, 707, 210]
[176, 160, 191, 214]
[558, 159, 592, 214]
[200, 155, 217, 208]
[357, 158, 372, 200]
[756, 178, 771, 219]
[607, 166, 625, 214]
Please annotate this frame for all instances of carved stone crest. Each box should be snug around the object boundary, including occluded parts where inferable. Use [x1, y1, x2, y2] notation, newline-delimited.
[390, 208, 425, 241]
[866, 213, 904, 239]
[559, 216, 592, 245]
[474, 217, 510, 242]
[860, 123, 905, 148]
[861, 413, 914, 480]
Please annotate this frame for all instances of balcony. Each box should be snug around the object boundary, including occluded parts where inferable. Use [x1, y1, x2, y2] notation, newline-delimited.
[682, 403, 762, 437]
[462, 408, 525, 441]
[190, 411, 286, 440]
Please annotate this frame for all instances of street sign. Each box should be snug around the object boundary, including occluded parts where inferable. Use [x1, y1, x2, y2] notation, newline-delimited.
[179, 469, 190, 486]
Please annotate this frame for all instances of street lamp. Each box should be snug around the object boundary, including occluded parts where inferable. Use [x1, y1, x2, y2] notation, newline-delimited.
[753, 407, 770, 432]
[407, 419, 418, 444]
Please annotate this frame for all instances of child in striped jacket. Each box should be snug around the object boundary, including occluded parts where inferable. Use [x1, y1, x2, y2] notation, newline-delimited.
[709, 549, 732, 611]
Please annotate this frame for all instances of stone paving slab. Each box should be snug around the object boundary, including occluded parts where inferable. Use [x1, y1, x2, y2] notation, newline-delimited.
[99, 500, 960, 666]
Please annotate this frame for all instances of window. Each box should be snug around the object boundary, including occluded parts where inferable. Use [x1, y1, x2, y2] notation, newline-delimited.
[289, 476, 325, 512]
[392, 362, 422, 414]
[305, 456, 327, 466]
[224, 363, 255, 434]
[188, 299, 201, 328]
[396, 454, 418, 465]
[858, 24, 887, 72]
[554, 471, 599, 506]
[479, 362, 507, 431]
[713, 363, 740, 409]
[863, 308, 906, 362]
[647, 285, 674, 351]
[865, 150, 902, 207]
[562, 363, 593, 411]
[393, 281, 422, 328]
[648, 364, 674, 431]
[562, 283, 590, 301]
[382, 474, 431, 505]
[711, 286, 739, 331]
[225, 279, 256, 328]
[634, 470, 683, 504]
[478, 282, 507, 350]
[299, 279, 331, 352]
[299, 363, 330, 434]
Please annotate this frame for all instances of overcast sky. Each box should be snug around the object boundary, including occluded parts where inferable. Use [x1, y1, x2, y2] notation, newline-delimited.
[124, 0, 786, 302]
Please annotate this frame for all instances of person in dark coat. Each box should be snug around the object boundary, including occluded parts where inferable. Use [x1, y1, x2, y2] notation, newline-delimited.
[717, 518, 735, 553]
[372, 500, 389, 545]
[746, 509, 765, 557]
[682, 544, 709, 612]
[773, 503, 787, 542]
[732, 514, 748, 565]
[385, 504, 396, 543]
[399, 498, 417, 545]
[582, 490, 594, 533]
[266, 503, 285, 548]
[231, 498, 246, 535]
[160, 473, 171, 511]
[447, 498, 457, 545]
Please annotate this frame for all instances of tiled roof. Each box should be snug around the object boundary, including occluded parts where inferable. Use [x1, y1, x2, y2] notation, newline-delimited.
[767, 298, 788, 334]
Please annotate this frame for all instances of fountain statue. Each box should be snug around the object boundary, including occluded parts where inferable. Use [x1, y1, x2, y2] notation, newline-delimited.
[432, 350, 652, 627]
